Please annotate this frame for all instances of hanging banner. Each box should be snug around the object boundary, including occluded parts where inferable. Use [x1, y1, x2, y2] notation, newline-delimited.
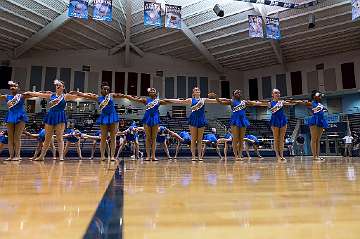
[265, 17, 281, 40]
[144, 1, 162, 27]
[68, 0, 89, 19]
[248, 15, 263, 38]
[352, 0, 360, 21]
[93, 0, 112, 21]
[165, 4, 181, 29]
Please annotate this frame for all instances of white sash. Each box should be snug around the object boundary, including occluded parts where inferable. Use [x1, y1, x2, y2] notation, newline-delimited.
[312, 103, 324, 114]
[146, 99, 159, 111]
[191, 98, 205, 112]
[48, 94, 64, 109]
[99, 94, 111, 111]
[232, 100, 246, 113]
[7, 94, 22, 109]
[270, 100, 284, 114]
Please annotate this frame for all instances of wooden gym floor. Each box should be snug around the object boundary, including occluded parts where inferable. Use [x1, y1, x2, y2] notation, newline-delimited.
[0, 157, 359, 239]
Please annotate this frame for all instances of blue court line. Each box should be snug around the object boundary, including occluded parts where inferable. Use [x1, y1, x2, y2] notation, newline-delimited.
[83, 161, 124, 239]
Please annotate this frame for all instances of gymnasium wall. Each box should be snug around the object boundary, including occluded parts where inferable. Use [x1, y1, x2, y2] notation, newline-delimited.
[241, 49, 360, 99]
[3, 48, 360, 118]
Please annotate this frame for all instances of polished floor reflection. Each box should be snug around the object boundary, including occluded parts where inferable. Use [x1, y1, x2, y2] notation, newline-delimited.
[0, 160, 115, 239]
[124, 158, 360, 239]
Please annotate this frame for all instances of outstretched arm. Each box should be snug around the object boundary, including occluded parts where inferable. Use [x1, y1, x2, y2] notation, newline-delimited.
[209, 92, 231, 105]
[112, 93, 125, 99]
[68, 91, 97, 101]
[168, 130, 182, 141]
[123, 95, 146, 104]
[23, 130, 39, 138]
[162, 98, 191, 105]
[23, 91, 51, 99]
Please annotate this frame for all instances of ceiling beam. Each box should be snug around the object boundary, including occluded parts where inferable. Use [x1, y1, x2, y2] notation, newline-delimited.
[181, 21, 224, 73]
[14, 10, 69, 58]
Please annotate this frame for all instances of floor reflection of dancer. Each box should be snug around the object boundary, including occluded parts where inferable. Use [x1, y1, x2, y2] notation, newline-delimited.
[212, 90, 262, 160]
[26, 80, 78, 161]
[124, 88, 167, 161]
[1, 81, 31, 161]
[165, 87, 218, 161]
[70, 82, 125, 161]
[24, 128, 56, 160]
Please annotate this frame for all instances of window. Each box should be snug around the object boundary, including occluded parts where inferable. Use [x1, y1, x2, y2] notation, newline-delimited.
[291, 71, 302, 95]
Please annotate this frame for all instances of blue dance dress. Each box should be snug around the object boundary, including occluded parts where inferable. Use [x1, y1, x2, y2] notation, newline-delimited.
[204, 133, 218, 144]
[125, 126, 138, 142]
[156, 126, 168, 143]
[96, 95, 119, 125]
[188, 98, 207, 128]
[308, 101, 328, 128]
[179, 131, 191, 145]
[0, 131, 8, 144]
[5, 94, 28, 124]
[244, 134, 260, 146]
[230, 99, 250, 128]
[65, 128, 81, 143]
[44, 93, 67, 125]
[269, 100, 287, 128]
[142, 97, 161, 127]
[38, 129, 46, 142]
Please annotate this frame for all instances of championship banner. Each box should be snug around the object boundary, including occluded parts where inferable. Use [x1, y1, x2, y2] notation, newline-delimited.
[352, 0, 360, 21]
[165, 4, 181, 29]
[93, 0, 112, 21]
[248, 15, 264, 38]
[68, 0, 89, 19]
[144, 1, 162, 27]
[265, 17, 281, 40]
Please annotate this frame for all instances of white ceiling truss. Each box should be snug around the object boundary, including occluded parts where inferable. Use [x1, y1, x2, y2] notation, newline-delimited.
[0, 0, 358, 71]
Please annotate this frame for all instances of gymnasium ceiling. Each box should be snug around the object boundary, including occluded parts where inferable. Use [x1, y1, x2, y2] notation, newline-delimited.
[0, 0, 359, 72]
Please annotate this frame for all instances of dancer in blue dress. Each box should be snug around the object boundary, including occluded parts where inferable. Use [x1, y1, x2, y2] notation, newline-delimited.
[259, 89, 298, 162]
[125, 88, 167, 161]
[244, 134, 263, 160]
[300, 90, 328, 161]
[26, 80, 78, 161]
[116, 123, 143, 160]
[175, 131, 192, 159]
[24, 128, 56, 160]
[0, 81, 31, 161]
[70, 82, 125, 161]
[201, 128, 222, 159]
[165, 87, 217, 161]
[0, 130, 8, 156]
[156, 126, 182, 160]
[217, 128, 233, 161]
[63, 123, 83, 160]
[212, 89, 262, 160]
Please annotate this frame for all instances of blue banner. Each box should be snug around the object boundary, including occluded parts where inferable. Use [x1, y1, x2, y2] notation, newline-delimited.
[93, 0, 112, 21]
[165, 4, 181, 29]
[144, 1, 162, 27]
[266, 17, 281, 40]
[352, 0, 360, 21]
[68, 0, 89, 19]
[248, 15, 263, 38]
